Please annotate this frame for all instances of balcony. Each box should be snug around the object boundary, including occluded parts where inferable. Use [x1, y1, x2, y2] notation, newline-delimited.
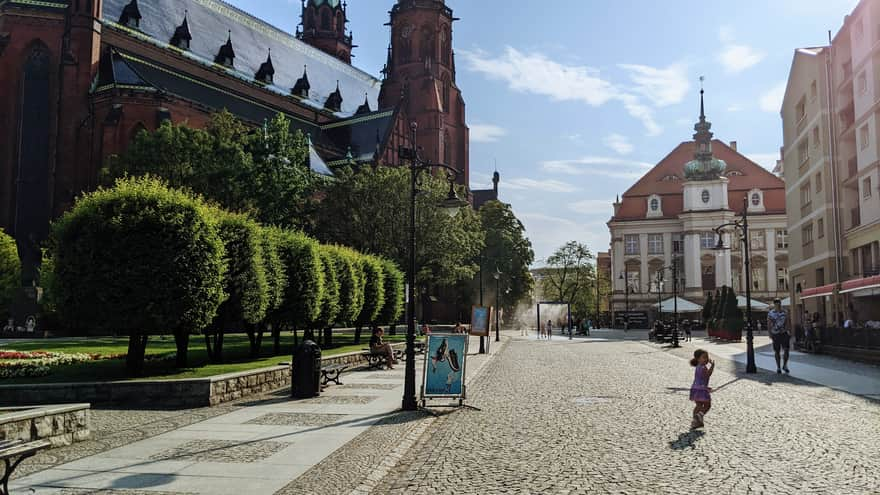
[850, 208, 861, 229]
[801, 201, 813, 218]
[838, 103, 855, 134]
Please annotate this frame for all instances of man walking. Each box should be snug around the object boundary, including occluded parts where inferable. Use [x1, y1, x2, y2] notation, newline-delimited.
[767, 299, 790, 374]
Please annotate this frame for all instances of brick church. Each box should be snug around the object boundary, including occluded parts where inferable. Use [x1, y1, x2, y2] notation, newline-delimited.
[0, 0, 495, 290]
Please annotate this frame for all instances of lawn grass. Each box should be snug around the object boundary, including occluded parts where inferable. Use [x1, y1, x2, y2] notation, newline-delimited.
[0, 330, 407, 384]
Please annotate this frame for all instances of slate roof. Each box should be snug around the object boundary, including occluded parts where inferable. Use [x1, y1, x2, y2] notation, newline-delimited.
[101, 0, 381, 115]
[612, 140, 786, 221]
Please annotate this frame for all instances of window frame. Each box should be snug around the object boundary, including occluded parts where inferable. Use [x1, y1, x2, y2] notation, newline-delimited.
[624, 234, 639, 255]
[647, 234, 663, 255]
[699, 232, 715, 249]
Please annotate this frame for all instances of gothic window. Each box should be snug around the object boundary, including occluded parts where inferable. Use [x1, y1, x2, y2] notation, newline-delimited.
[129, 122, 146, 144]
[336, 14, 344, 34]
[305, 12, 315, 30]
[440, 29, 450, 65]
[321, 9, 331, 30]
[441, 75, 450, 111]
[443, 131, 451, 166]
[420, 28, 434, 60]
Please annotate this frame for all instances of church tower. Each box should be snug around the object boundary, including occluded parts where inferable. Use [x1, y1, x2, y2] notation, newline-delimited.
[296, 0, 354, 63]
[379, 0, 468, 185]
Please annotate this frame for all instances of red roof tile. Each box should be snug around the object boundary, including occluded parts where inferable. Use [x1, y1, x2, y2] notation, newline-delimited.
[612, 140, 785, 221]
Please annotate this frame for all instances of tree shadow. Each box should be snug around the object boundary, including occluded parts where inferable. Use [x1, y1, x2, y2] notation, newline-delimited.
[669, 429, 705, 450]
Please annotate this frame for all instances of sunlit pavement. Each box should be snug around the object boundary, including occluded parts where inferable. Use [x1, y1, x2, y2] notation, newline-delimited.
[373, 330, 880, 494]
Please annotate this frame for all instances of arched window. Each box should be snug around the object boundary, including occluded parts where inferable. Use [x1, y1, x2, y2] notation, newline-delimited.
[441, 75, 450, 111]
[129, 122, 147, 144]
[420, 28, 433, 60]
[440, 29, 450, 65]
[336, 14, 344, 34]
[321, 9, 331, 30]
[305, 11, 315, 30]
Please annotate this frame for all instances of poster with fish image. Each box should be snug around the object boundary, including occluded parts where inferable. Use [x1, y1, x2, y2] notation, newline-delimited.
[421, 334, 468, 398]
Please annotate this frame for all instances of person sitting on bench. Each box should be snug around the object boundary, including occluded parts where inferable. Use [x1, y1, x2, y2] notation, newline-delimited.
[370, 326, 398, 370]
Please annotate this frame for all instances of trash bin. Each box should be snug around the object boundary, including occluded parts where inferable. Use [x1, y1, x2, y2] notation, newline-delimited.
[292, 338, 322, 398]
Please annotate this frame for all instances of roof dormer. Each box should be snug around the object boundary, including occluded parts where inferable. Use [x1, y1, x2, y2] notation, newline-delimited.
[747, 188, 766, 213]
[646, 194, 663, 218]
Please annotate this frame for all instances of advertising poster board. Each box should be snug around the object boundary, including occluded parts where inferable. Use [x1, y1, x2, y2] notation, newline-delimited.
[421, 334, 468, 399]
[470, 305, 491, 337]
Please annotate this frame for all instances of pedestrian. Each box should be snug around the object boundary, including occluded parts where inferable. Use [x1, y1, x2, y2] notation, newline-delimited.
[547, 319, 553, 340]
[689, 349, 715, 429]
[767, 299, 790, 374]
[684, 320, 692, 342]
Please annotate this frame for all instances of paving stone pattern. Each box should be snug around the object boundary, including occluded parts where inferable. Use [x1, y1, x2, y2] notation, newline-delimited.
[373, 338, 880, 494]
[60, 490, 198, 495]
[300, 395, 379, 405]
[245, 412, 349, 427]
[336, 383, 400, 390]
[149, 439, 288, 463]
[14, 404, 241, 478]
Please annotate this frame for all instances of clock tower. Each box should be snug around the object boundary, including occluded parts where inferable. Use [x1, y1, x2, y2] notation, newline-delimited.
[379, 0, 468, 185]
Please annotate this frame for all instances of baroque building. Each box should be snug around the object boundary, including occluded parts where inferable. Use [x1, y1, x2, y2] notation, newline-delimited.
[0, 0, 492, 296]
[607, 92, 789, 327]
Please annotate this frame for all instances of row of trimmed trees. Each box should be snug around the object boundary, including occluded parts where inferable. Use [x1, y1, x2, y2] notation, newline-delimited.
[48, 177, 404, 375]
[702, 286, 744, 341]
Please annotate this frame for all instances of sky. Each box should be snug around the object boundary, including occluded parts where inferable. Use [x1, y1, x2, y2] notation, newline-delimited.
[226, 0, 860, 265]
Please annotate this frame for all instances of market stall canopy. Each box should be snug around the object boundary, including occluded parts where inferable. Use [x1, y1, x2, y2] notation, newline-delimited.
[800, 283, 836, 300]
[840, 274, 880, 297]
[653, 297, 702, 313]
[736, 295, 770, 310]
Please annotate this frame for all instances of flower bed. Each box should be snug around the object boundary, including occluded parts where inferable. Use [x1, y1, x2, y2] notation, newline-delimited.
[0, 350, 173, 379]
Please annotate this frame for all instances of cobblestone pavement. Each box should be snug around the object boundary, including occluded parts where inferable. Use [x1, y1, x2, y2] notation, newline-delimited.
[372, 336, 880, 494]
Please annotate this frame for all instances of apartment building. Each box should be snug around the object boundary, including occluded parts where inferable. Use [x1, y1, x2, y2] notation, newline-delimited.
[782, 0, 880, 327]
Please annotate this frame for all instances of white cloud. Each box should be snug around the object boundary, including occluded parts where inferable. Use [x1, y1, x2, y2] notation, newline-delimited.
[618, 62, 690, 106]
[518, 213, 610, 266]
[603, 134, 634, 155]
[568, 199, 616, 216]
[541, 156, 652, 180]
[759, 82, 787, 113]
[470, 124, 507, 143]
[504, 178, 578, 193]
[469, 171, 493, 190]
[459, 47, 666, 136]
[727, 104, 743, 112]
[718, 26, 766, 73]
[746, 153, 780, 171]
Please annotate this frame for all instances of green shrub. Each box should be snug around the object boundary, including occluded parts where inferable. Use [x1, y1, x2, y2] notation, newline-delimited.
[378, 258, 405, 326]
[357, 256, 385, 325]
[248, 226, 287, 355]
[313, 247, 340, 333]
[0, 229, 19, 319]
[274, 230, 324, 352]
[206, 210, 269, 362]
[50, 176, 225, 374]
[326, 245, 364, 327]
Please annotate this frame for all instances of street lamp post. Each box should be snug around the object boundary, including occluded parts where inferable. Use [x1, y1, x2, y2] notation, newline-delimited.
[493, 268, 502, 342]
[619, 270, 630, 331]
[654, 259, 680, 347]
[399, 122, 469, 410]
[714, 196, 757, 374]
[478, 255, 485, 354]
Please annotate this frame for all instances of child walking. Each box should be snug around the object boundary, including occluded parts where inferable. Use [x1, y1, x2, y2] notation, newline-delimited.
[689, 349, 715, 429]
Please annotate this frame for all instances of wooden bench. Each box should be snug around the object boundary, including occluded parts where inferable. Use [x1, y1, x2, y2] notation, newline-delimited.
[1, 439, 51, 495]
[320, 363, 348, 387]
[361, 349, 403, 369]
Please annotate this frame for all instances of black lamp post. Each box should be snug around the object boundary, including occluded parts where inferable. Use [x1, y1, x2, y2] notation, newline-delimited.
[619, 270, 630, 331]
[478, 254, 485, 354]
[713, 195, 757, 374]
[654, 260, 680, 347]
[493, 268, 502, 342]
[399, 122, 469, 410]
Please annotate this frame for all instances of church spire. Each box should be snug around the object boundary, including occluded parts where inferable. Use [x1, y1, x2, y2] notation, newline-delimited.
[297, 0, 353, 63]
[684, 78, 726, 181]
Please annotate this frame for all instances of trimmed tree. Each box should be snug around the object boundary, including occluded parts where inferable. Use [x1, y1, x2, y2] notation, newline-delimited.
[50, 177, 225, 374]
[206, 211, 269, 363]
[312, 247, 341, 345]
[378, 258, 405, 327]
[0, 229, 19, 319]
[248, 226, 287, 357]
[326, 245, 365, 328]
[274, 230, 324, 353]
[353, 255, 386, 344]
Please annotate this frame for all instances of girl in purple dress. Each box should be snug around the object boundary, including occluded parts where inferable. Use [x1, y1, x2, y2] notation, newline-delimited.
[689, 349, 715, 429]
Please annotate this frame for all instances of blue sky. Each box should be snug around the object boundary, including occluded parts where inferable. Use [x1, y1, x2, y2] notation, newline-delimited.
[227, 0, 858, 265]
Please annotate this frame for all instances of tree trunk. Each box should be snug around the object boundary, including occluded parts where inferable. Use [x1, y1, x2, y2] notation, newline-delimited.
[353, 325, 361, 345]
[213, 332, 225, 363]
[204, 332, 215, 361]
[315, 326, 323, 346]
[125, 334, 148, 377]
[246, 324, 263, 358]
[292, 324, 298, 347]
[325, 327, 333, 348]
[174, 331, 189, 368]
[272, 325, 281, 355]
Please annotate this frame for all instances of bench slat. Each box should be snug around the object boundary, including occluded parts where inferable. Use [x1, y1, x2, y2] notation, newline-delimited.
[0, 439, 51, 459]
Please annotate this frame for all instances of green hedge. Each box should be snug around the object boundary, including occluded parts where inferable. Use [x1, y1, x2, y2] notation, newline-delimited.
[206, 210, 269, 362]
[357, 255, 385, 325]
[0, 229, 19, 318]
[50, 177, 226, 374]
[378, 258, 405, 325]
[325, 245, 364, 326]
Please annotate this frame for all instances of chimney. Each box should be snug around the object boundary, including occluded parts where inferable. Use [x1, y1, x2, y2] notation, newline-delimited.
[729, 141, 737, 151]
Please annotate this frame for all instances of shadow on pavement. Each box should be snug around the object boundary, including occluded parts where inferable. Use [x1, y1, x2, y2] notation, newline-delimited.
[669, 430, 705, 450]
